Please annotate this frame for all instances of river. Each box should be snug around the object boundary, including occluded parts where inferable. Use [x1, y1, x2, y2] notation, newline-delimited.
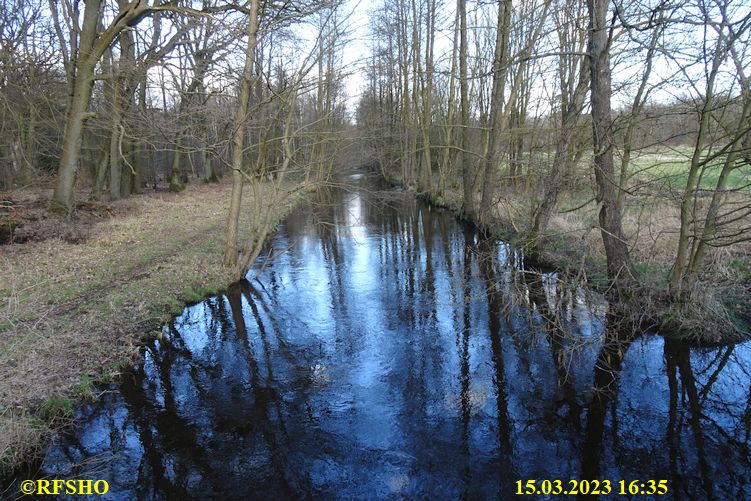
[39, 173, 751, 499]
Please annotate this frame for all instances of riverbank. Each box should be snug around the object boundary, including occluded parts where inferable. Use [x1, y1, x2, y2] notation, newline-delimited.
[397, 177, 750, 342]
[0, 179, 306, 480]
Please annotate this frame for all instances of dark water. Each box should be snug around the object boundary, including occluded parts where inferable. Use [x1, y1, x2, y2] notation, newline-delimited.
[39, 174, 751, 499]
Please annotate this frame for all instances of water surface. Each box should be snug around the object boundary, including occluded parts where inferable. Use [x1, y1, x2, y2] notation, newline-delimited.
[41, 173, 751, 499]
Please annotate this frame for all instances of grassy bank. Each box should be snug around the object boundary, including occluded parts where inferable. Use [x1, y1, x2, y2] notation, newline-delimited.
[388, 151, 751, 341]
[0, 179, 306, 480]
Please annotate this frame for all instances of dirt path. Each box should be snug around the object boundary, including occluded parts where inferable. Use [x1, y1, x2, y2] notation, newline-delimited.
[0, 180, 303, 478]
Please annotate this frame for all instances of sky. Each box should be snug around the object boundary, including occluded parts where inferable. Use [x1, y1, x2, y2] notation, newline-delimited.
[130, 0, 749, 119]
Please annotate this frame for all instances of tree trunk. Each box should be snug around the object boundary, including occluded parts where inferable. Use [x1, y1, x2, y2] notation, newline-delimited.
[92, 139, 110, 200]
[685, 93, 751, 288]
[417, 0, 434, 193]
[439, 6, 460, 197]
[529, 59, 589, 252]
[409, 0, 422, 191]
[478, 0, 513, 227]
[459, 0, 473, 218]
[397, 0, 413, 186]
[51, 0, 104, 213]
[109, 74, 123, 200]
[50, 0, 191, 211]
[669, 45, 723, 294]
[20, 99, 37, 185]
[616, 22, 661, 212]
[587, 0, 636, 286]
[224, 0, 260, 267]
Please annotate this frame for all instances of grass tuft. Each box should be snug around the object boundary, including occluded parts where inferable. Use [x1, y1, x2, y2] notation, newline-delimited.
[38, 397, 73, 422]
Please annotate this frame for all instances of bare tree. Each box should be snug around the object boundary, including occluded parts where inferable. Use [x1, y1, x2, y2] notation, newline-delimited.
[477, 0, 513, 227]
[223, 0, 260, 267]
[670, 0, 751, 295]
[586, 0, 637, 285]
[48, 0, 213, 213]
[528, 0, 590, 253]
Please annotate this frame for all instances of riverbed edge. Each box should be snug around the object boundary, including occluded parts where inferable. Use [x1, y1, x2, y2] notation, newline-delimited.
[0, 179, 313, 487]
[381, 174, 750, 344]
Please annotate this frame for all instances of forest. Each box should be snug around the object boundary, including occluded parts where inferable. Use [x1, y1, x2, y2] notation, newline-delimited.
[1, 0, 750, 495]
[356, 0, 751, 337]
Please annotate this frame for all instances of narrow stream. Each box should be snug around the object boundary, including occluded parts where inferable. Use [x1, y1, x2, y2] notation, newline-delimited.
[41, 173, 751, 499]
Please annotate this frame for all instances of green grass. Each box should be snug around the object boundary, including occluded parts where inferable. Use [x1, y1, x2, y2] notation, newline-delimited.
[97, 360, 131, 385]
[38, 397, 73, 421]
[634, 262, 671, 285]
[74, 375, 96, 400]
[729, 258, 751, 281]
[629, 149, 751, 190]
[181, 284, 226, 305]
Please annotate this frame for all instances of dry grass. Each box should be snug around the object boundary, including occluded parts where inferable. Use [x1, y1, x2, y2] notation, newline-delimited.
[429, 176, 750, 339]
[0, 179, 306, 478]
[483, 185, 750, 273]
[0, 410, 44, 478]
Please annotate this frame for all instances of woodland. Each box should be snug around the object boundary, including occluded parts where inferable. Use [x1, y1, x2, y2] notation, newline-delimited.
[1, 0, 749, 338]
[0, 0, 750, 487]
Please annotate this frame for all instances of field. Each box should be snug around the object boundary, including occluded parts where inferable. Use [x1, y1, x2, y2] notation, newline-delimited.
[626, 147, 751, 190]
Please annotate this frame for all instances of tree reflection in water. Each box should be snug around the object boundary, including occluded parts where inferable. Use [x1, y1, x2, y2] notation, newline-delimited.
[40, 174, 751, 499]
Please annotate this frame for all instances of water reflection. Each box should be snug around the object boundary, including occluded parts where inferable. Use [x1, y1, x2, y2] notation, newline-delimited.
[40, 174, 751, 499]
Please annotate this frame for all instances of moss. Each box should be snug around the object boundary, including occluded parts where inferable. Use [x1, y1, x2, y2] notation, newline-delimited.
[47, 203, 69, 216]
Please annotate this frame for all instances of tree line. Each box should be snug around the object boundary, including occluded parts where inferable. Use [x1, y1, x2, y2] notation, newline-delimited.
[1, 0, 353, 274]
[2, 0, 750, 315]
[356, 0, 751, 316]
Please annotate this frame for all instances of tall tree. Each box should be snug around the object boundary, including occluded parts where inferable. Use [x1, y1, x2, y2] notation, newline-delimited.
[586, 0, 636, 285]
[477, 0, 513, 227]
[458, 0, 474, 219]
[670, 0, 751, 295]
[49, 0, 210, 213]
[223, 0, 260, 267]
[50, 0, 105, 212]
[528, 0, 589, 252]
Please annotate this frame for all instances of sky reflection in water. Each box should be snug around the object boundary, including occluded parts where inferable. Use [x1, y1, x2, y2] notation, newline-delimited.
[42, 174, 751, 500]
